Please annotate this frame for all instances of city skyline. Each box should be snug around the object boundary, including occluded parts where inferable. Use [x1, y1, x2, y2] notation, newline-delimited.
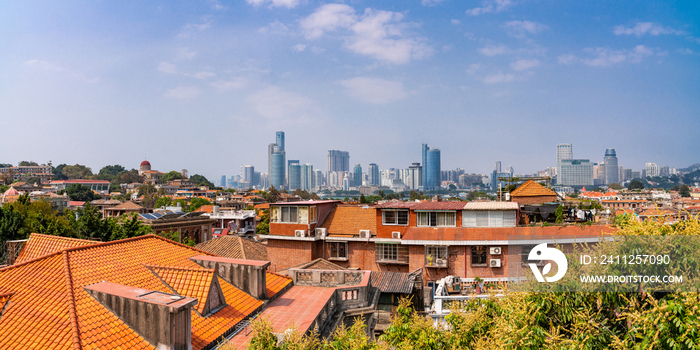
[1, 1, 698, 181]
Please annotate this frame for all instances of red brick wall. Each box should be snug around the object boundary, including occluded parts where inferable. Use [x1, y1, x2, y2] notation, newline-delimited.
[269, 223, 315, 237]
[376, 209, 464, 239]
[266, 240, 314, 272]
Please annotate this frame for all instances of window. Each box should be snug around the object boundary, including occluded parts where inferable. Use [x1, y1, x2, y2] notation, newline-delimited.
[329, 242, 347, 260]
[382, 210, 409, 225]
[425, 246, 448, 267]
[274, 206, 298, 223]
[463, 210, 517, 227]
[377, 243, 398, 261]
[417, 212, 456, 227]
[521, 245, 536, 265]
[471, 246, 487, 265]
[309, 206, 317, 223]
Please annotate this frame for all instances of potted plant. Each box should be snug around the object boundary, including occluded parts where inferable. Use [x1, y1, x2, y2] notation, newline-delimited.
[426, 254, 434, 266]
[474, 276, 484, 293]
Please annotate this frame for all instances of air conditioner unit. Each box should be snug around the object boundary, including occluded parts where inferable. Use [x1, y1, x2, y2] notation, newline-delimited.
[435, 258, 447, 267]
[315, 228, 326, 238]
[490, 259, 501, 268]
[294, 230, 306, 237]
[392, 231, 401, 239]
[359, 230, 371, 239]
[490, 247, 502, 255]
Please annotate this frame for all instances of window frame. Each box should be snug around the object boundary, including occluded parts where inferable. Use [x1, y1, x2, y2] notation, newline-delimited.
[328, 241, 348, 261]
[417, 211, 456, 227]
[382, 209, 409, 226]
[274, 206, 299, 224]
[471, 246, 488, 266]
[425, 246, 448, 267]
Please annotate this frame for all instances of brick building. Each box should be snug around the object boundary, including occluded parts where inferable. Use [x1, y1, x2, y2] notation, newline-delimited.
[265, 200, 613, 287]
[509, 180, 558, 205]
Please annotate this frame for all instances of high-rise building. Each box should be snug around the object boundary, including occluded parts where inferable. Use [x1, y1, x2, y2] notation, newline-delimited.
[288, 163, 301, 191]
[645, 163, 659, 178]
[268, 131, 286, 190]
[559, 159, 594, 186]
[244, 165, 255, 185]
[287, 160, 299, 188]
[424, 146, 441, 190]
[368, 163, 379, 186]
[407, 163, 422, 190]
[659, 165, 670, 177]
[313, 169, 324, 190]
[301, 164, 314, 191]
[421, 144, 428, 188]
[495, 161, 502, 173]
[327, 150, 350, 172]
[220, 175, 226, 188]
[556, 144, 573, 181]
[353, 164, 362, 187]
[604, 149, 619, 185]
[631, 170, 641, 180]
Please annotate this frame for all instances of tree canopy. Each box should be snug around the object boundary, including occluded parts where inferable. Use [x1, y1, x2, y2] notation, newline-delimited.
[628, 179, 645, 190]
[97, 165, 126, 181]
[161, 170, 183, 183]
[190, 174, 214, 188]
[62, 164, 93, 179]
[680, 184, 691, 197]
[18, 161, 39, 166]
[66, 184, 101, 202]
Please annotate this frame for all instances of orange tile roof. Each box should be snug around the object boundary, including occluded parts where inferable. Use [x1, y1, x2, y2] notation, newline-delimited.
[320, 205, 377, 236]
[254, 203, 270, 210]
[195, 205, 215, 213]
[195, 236, 268, 261]
[510, 180, 557, 197]
[0, 234, 291, 350]
[266, 272, 292, 298]
[147, 265, 216, 315]
[14, 233, 97, 264]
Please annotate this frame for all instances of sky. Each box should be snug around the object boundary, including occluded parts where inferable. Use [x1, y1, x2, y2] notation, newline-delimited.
[1, 0, 699, 182]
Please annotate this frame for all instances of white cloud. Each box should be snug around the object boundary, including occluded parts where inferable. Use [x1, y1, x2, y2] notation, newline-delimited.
[177, 21, 212, 39]
[310, 46, 326, 54]
[158, 61, 178, 74]
[480, 72, 515, 84]
[292, 44, 307, 52]
[258, 21, 289, 35]
[210, 78, 247, 91]
[163, 86, 201, 100]
[466, 0, 514, 16]
[178, 47, 197, 60]
[246, 0, 300, 9]
[510, 59, 540, 71]
[300, 4, 357, 39]
[338, 77, 408, 104]
[465, 63, 483, 75]
[300, 5, 432, 64]
[557, 54, 576, 64]
[503, 20, 548, 37]
[451, 19, 460, 25]
[210, 0, 226, 10]
[613, 22, 683, 36]
[246, 86, 318, 122]
[477, 45, 510, 56]
[422, 0, 447, 6]
[563, 45, 655, 67]
[158, 61, 215, 79]
[677, 48, 694, 55]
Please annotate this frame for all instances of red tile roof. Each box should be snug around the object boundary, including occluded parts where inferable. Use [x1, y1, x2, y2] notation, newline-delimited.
[195, 236, 268, 261]
[0, 234, 290, 349]
[147, 265, 216, 315]
[510, 180, 557, 197]
[374, 201, 466, 210]
[14, 233, 96, 264]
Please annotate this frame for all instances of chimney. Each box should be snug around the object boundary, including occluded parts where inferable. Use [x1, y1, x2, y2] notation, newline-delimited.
[84, 281, 196, 350]
[190, 255, 270, 300]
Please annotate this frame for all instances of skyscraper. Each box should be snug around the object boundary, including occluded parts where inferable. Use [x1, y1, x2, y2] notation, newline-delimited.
[495, 161, 502, 173]
[327, 150, 350, 172]
[301, 164, 314, 191]
[556, 144, 573, 181]
[288, 163, 301, 191]
[353, 164, 362, 187]
[287, 160, 299, 188]
[368, 163, 379, 186]
[407, 163, 422, 190]
[220, 175, 226, 188]
[421, 144, 428, 188]
[424, 146, 441, 190]
[645, 163, 660, 178]
[603, 149, 619, 185]
[313, 169, 324, 190]
[244, 165, 255, 186]
[559, 159, 594, 186]
[268, 131, 286, 189]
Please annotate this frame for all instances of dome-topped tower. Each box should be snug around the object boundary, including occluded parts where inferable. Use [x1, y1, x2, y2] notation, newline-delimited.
[139, 160, 151, 175]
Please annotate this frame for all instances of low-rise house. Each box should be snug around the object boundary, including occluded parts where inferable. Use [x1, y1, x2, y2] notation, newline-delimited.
[137, 210, 216, 244]
[103, 201, 148, 218]
[510, 180, 558, 205]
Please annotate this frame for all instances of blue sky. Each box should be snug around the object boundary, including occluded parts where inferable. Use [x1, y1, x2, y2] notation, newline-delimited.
[1, 0, 698, 181]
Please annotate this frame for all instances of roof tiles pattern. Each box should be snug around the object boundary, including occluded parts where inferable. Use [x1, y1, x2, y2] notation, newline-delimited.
[320, 205, 377, 236]
[148, 265, 216, 315]
[266, 272, 292, 298]
[0, 234, 279, 350]
[14, 233, 97, 264]
[510, 180, 557, 197]
[195, 236, 268, 261]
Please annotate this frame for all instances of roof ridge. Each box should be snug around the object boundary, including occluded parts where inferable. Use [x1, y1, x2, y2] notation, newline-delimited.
[238, 237, 246, 260]
[62, 251, 82, 350]
[0, 250, 64, 272]
[145, 264, 215, 273]
[28, 233, 97, 244]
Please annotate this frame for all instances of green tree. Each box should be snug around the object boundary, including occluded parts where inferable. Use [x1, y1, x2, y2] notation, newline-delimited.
[25, 177, 41, 185]
[190, 174, 214, 188]
[66, 184, 101, 202]
[608, 183, 623, 190]
[138, 183, 157, 208]
[628, 179, 645, 190]
[188, 197, 211, 212]
[264, 186, 281, 203]
[62, 164, 93, 179]
[155, 196, 172, 208]
[256, 209, 269, 235]
[679, 184, 691, 197]
[97, 165, 126, 182]
[52, 163, 68, 180]
[18, 161, 39, 166]
[161, 170, 183, 183]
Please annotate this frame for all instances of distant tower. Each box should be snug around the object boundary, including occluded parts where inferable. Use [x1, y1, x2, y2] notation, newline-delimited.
[424, 146, 441, 190]
[421, 144, 428, 188]
[327, 150, 350, 172]
[604, 149, 619, 185]
[288, 163, 301, 191]
[495, 161, 502, 173]
[244, 166, 255, 186]
[139, 160, 151, 175]
[353, 164, 362, 187]
[368, 163, 379, 186]
[556, 144, 573, 181]
[269, 131, 286, 189]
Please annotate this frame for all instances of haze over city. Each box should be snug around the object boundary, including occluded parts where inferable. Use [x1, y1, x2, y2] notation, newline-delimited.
[1, 1, 698, 180]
